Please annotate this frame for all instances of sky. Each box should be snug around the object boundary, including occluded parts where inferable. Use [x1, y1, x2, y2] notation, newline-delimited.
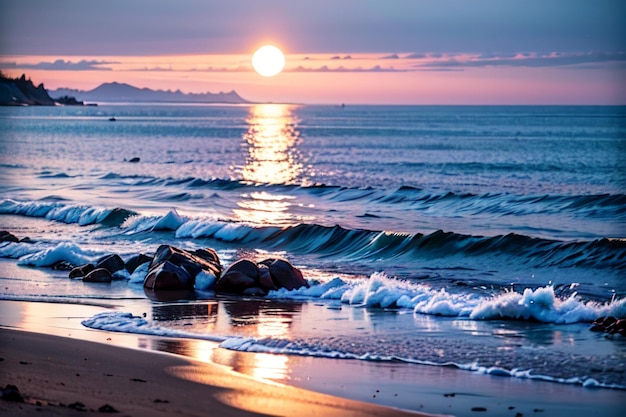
[1, 0, 625, 104]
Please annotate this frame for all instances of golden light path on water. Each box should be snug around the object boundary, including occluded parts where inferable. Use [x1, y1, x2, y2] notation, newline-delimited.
[234, 104, 311, 226]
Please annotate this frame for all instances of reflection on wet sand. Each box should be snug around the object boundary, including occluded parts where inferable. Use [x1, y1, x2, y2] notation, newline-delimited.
[143, 298, 304, 381]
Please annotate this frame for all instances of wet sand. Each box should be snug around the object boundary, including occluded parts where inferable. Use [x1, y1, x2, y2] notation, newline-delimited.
[0, 299, 624, 417]
[0, 327, 426, 417]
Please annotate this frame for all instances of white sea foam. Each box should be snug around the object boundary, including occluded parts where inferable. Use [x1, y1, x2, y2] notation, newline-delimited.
[151, 209, 185, 231]
[269, 272, 625, 324]
[81, 311, 225, 342]
[0, 199, 117, 226]
[81, 310, 625, 391]
[128, 262, 150, 284]
[11, 242, 101, 268]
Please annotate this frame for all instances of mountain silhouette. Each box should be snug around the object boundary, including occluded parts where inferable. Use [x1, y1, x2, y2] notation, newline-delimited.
[50, 82, 248, 103]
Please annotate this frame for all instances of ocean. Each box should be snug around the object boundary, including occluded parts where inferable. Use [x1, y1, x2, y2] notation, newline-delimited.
[1, 104, 625, 405]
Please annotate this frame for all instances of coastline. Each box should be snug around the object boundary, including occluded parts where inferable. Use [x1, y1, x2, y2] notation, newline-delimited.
[1, 299, 625, 417]
[0, 326, 426, 417]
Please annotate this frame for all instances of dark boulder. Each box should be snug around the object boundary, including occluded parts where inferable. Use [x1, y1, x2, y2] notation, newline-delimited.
[590, 316, 626, 336]
[69, 263, 95, 279]
[143, 245, 222, 290]
[262, 258, 308, 291]
[144, 260, 193, 290]
[125, 253, 153, 274]
[95, 254, 125, 274]
[215, 259, 260, 294]
[83, 268, 112, 283]
[0, 231, 19, 243]
[214, 258, 307, 295]
[0, 384, 24, 402]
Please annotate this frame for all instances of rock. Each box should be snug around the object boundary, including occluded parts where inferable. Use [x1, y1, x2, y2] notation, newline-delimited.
[51, 260, 75, 270]
[83, 268, 112, 283]
[262, 258, 308, 291]
[243, 287, 267, 296]
[143, 245, 222, 290]
[194, 248, 220, 265]
[214, 259, 260, 294]
[144, 260, 193, 290]
[257, 263, 277, 291]
[214, 258, 306, 295]
[0, 384, 23, 402]
[95, 254, 125, 274]
[69, 263, 95, 279]
[590, 316, 626, 336]
[0, 231, 19, 243]
[125, 253, 153, 274]
[128, 157, 140, 163]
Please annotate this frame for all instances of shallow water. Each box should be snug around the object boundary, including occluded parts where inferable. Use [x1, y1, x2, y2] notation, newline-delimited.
[1, 104, 625, 395]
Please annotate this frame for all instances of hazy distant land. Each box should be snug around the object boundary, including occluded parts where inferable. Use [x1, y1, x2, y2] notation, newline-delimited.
[0, 73, 248, 105]
[51, 82, 248, 104]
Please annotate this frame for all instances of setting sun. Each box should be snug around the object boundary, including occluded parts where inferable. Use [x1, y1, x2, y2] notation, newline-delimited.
[252, 45, 285, 77]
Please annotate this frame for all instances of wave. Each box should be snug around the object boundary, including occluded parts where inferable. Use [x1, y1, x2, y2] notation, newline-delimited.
[2, 198, 625, 272]
[81, 309, 626, 390]
[268, 273, 626, 323]
[94, 172, 626, 220]
[176, 220, 626, 271]
[0, 199, 136, 227]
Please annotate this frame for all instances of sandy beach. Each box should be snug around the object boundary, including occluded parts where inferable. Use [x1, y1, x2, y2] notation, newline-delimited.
[0, 327, 429, 417]
[1, 299, 625, 417]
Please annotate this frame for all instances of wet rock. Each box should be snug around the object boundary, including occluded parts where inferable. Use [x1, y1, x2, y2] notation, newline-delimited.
[51, 260, 75, 270]
[590, 316, 626, 336]
[98, 403, 119, 413]
[69, 263, 95, 279]
[215, 259, 260, 294]
[95, 254, 125, 274]
[0, 231, 19, 243]
[128, 157, 140, 163]
[0, 384, 24, 402]
[125, 253, 153, 274]
[194, 248, 220, 265]
[262, 258, 308, 291]
[84, 268, 112, 283]
[143, 245, 222, 290]
[257, 263, 277, 291]
[215, 257, 307, 295]
[144, 260, 193, 290]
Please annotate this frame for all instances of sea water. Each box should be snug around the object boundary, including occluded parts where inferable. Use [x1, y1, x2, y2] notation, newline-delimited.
[0, 104, 625, 393]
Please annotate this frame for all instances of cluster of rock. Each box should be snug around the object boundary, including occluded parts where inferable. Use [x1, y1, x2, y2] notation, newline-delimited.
[0, 231, 32, 244]
[216, 258, 308, 296]
[68, 244, 308, 295]
[590, 316, 625, 336]
[69, 253, 152, 283]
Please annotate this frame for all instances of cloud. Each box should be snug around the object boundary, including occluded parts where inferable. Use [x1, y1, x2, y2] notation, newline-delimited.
[419, 51, 626, 69]
[0, 59, 118, 71]
[287, 65, 407, 73]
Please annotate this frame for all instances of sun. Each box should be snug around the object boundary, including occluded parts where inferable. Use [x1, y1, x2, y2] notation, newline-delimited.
[252, 45, 285, 77]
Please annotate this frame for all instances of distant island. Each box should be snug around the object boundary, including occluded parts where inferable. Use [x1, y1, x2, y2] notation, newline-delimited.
[50, 82, 248, 104]
[0, 72, 248, 106]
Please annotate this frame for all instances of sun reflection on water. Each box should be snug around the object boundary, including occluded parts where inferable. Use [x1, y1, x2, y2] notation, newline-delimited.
[233, 104, 311, 226]
[240, 104, 303, 185]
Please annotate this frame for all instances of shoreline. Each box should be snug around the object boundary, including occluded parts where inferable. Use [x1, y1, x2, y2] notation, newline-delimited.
[0, 327, 427, 417]
[1, 299, 625, 417]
